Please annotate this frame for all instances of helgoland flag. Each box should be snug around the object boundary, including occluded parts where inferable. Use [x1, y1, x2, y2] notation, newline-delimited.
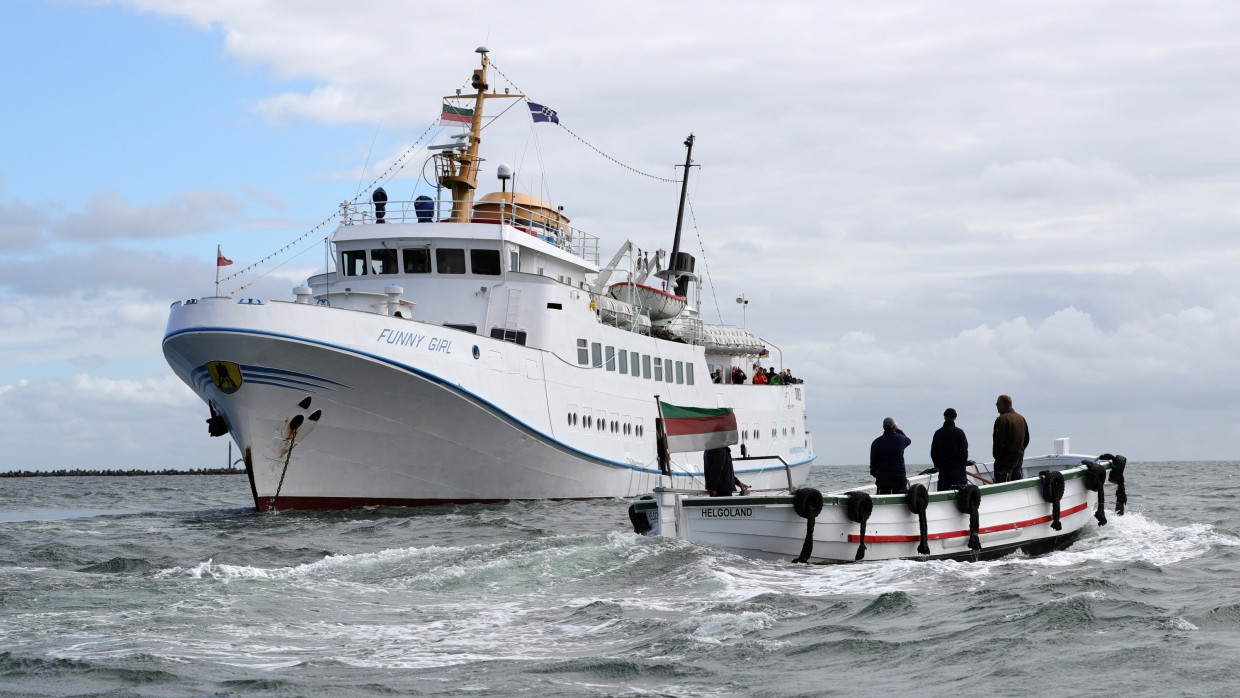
[441, 104, 474, 124]
[216, 246, 233, 267]
[659, 402, 738, 452]
[528, 102, 559, 124]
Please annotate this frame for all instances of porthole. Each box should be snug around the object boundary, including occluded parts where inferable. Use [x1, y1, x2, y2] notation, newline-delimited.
[472, 345, 480, 359]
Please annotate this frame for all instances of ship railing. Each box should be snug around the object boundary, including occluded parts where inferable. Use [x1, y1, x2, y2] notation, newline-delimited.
[339, 198, 601, 265]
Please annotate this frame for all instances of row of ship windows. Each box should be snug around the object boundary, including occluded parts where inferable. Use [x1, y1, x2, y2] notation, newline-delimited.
[576, 340, 696, 385]
[340, 247, 507, 277]
[564, 411, 797, 441]
[567, 412, 647, 437]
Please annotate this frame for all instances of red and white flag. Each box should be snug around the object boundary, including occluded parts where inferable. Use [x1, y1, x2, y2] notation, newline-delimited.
[659, 401, 739, 452]
[217, 246, 233, 267]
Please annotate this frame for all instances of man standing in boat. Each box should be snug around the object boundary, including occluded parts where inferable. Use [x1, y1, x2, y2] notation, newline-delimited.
[870, 417, 912, 494]
[930, 408, 969, 491]
[992, 394, 1030, 482]
[704, 446, 746, 496]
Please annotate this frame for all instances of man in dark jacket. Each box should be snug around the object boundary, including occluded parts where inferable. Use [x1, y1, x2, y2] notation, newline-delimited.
[930, 408, 969, 491]
[992, 394, 1030, 482]
[704, 446, 746, 496]
[870, 417, 912, 494]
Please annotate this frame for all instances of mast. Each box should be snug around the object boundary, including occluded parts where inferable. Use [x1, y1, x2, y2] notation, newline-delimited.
[438, 47, 522, 223]
[661, 134, 695, 293]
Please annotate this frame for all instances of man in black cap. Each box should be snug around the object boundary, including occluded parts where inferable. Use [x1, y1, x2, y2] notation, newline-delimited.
[869, 417, 911, 494]
[930, 408, 970, 491]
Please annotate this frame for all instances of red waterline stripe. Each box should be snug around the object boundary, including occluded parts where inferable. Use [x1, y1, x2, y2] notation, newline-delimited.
[846, 502, 1090, 543]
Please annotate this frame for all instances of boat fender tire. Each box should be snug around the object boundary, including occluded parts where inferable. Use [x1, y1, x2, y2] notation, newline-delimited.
[628, 503, 652, 535]
[793, 487, 824, 520]
[1085, 462, 1108, 526]
[793, 488, 823, 565]
[955, 484, 982, 552]
[1108, 455, 1128, 515]
[791, 488, 823, 564]
[906, 484, 931, 555]
[1039, 470, 1065, 531]
[846, 491, 873, 561]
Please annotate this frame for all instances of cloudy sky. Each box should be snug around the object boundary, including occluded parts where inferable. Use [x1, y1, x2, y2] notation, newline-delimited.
[2, 0, 1238, 471]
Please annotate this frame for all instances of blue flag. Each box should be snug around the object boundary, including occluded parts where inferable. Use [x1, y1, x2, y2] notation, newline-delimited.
[528, 102, 560, 124]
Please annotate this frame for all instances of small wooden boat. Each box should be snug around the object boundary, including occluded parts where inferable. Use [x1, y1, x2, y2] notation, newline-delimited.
[629, 442, 1129, 563]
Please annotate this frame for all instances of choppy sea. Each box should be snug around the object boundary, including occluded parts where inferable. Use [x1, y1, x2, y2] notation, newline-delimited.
[1, 461, 1237, 697]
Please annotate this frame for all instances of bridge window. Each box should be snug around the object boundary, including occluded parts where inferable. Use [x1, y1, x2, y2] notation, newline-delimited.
[653, 358, 663, 382]
[471, 249, 502, 275]
[403, 248, 430, 274]
[591, 342, 602, 368]
[605, 346, 616, 371]
[371, 248, 398, 274]
[342, 250, 367, 277]
[436, 248, 466, 274]
[675, 361, 684, 384]
[618, 350, 628, 375]
[577, 339, 588, 365]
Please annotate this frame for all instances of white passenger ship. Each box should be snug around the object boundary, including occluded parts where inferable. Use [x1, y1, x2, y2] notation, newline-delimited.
[162, 47, 815, 511]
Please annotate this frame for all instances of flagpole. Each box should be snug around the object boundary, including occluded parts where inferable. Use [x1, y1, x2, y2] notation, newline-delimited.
[653, 395, 672, 483]
[215, 244, 221, 296]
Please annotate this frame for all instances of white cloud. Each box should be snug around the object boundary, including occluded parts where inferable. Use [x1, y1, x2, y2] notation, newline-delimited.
[5, 0, 1240, 470]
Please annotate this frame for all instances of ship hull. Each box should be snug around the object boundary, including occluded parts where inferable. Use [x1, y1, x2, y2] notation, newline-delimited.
[164, 297, 813, 510]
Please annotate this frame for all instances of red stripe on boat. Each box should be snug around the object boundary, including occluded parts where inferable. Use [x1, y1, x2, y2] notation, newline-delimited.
[846, 502, 1090, 543]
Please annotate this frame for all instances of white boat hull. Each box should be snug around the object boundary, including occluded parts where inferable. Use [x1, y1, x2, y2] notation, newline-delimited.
[633, 455, 1126, 563]
[164, 297, 813, 510]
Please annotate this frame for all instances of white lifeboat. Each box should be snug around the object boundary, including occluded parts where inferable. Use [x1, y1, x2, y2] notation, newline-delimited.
[607, 281, 687, 321]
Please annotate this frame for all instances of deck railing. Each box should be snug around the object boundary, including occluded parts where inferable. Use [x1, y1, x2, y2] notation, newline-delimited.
[339, 198, 600, 265]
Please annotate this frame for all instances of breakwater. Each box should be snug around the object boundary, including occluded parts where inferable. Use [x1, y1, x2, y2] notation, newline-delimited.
[0, 468, 247, 478]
